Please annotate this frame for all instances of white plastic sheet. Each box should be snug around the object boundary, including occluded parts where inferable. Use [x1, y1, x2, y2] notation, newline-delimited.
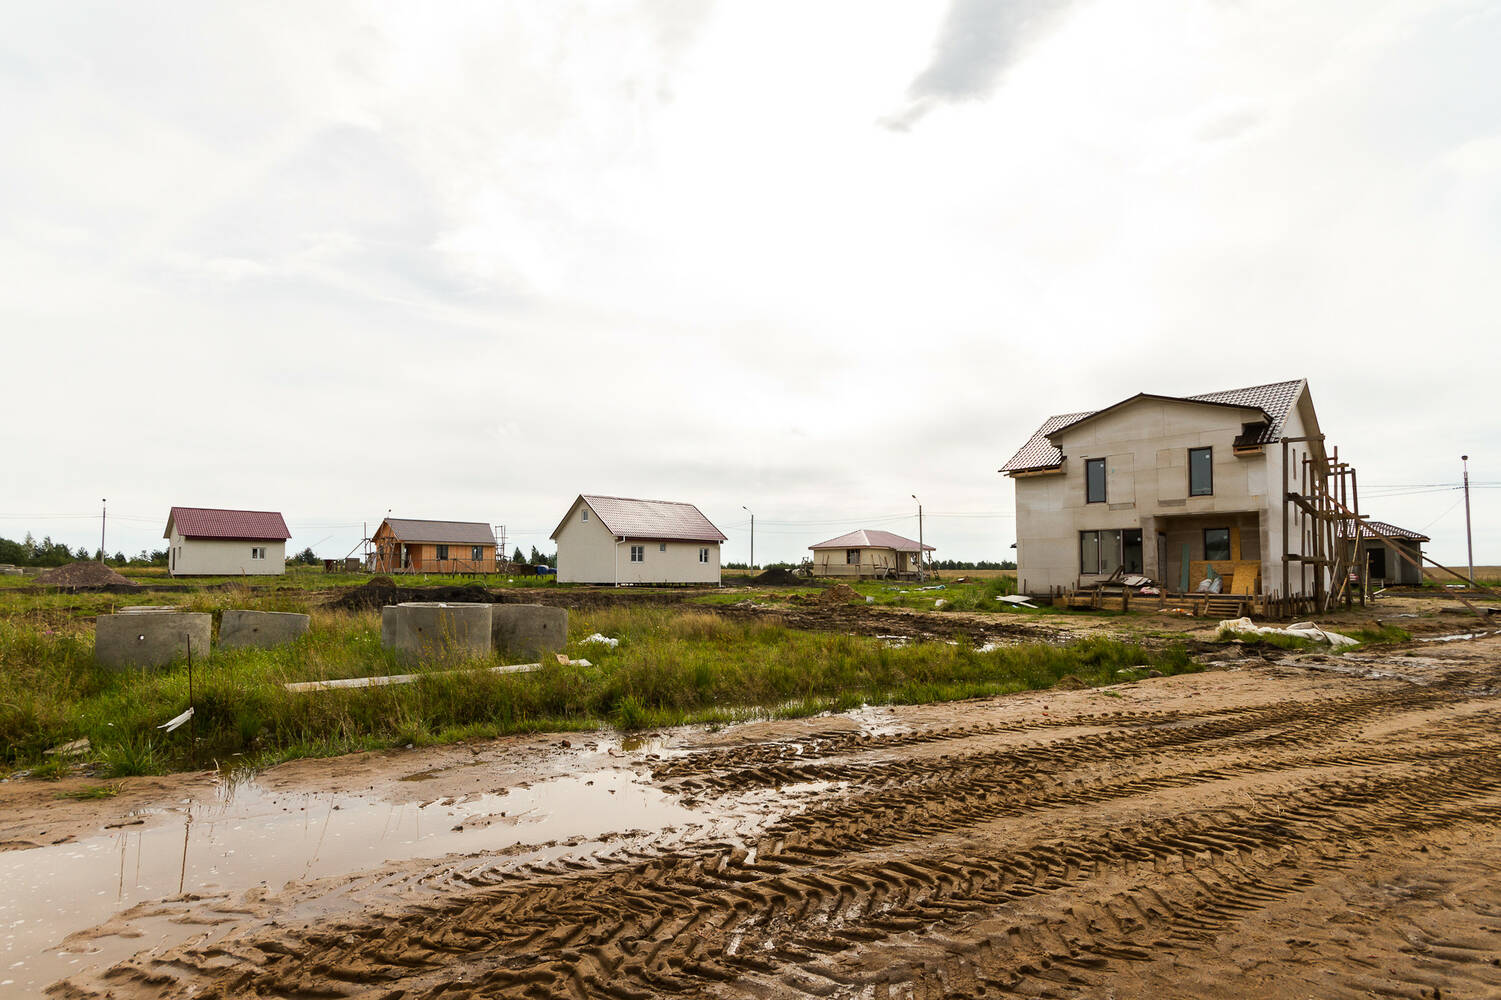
[1218, 617, 1358, 648]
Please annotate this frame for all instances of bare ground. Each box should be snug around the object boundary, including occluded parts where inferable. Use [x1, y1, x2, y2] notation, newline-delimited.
[20, 627, 1501, 1000]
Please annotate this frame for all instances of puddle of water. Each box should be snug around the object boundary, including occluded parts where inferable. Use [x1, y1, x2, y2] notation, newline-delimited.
[0, 767, 713, 996]
[1418, 631, 1493, 643]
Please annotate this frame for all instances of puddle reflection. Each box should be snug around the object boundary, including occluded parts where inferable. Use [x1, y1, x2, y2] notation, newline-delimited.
[0, 766, 715, 996]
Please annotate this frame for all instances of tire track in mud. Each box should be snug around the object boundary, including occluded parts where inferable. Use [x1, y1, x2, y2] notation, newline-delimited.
[82, 677, 1501, 1000]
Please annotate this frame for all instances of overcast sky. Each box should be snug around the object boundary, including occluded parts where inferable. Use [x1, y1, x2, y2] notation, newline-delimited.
[3, 0, 1498, 568]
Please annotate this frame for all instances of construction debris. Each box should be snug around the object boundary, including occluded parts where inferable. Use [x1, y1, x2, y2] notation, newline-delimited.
[1218, 617, 1358, 648]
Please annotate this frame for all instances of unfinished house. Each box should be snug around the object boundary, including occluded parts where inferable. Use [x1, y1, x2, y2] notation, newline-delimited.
[372, 518, 497, 574]
[808, 529, 934, 579]
[551, 495, 725, 585]
[1001, 379, 1337, 614]
[1342, 520, 1429, 588]
[165, 507, 291, 577]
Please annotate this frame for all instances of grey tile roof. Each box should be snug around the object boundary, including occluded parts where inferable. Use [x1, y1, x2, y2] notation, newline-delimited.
[381, 518, 496, 545]
[1338, 520, 1430, 543]
[1000, 380, 1306, 473]
[557, 495, 727, 542]
[808, 529, 934, 552]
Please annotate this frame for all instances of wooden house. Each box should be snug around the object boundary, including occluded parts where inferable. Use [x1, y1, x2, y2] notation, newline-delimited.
[373, 518, 497, 574]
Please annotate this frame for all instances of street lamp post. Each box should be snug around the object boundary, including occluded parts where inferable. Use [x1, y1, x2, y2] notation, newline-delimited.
[1462, 456, 1474, 585]
[100, 499, 107, 561]
[741, 506, 754, 571]
[911, 494, 924, 582]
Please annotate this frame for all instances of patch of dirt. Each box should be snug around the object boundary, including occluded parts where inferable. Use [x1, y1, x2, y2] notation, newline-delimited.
[716, 599, 1066, 645]
[39, 635, 1501, 999]
[33, 562, 139, 589]
[327, 579, 702, 613]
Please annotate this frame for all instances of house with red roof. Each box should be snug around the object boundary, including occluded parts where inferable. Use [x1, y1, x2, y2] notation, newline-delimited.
[808, 529, 934, 580]
[164, 507, 292, 577]
[551, 495, 726, 585]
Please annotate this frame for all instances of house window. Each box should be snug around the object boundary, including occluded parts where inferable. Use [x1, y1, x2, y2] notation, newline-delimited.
[1204, 528, 1231, 561]
[1080, 529, 1124, 575]
[471, 546, 482, 562]
[581, 509, 588, 522]
[1189, 447, 1213, 496]
[699, 547, 709, 563]
[435, 544, 449, 561]
[659, 542, 666, 552]
[846, 549, 860, 565]
[630, 545, 644, 562]
[250, 547, 264, 560]
[1085, 458, 1106, 503]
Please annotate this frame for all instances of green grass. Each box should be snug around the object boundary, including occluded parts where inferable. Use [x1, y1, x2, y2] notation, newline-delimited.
[55, 782, 123, 800]
[1344, 624, 1412, 646]
[0, 583, 1199, 776]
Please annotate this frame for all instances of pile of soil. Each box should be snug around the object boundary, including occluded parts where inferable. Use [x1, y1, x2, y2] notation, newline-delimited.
[34, 562, 138, 589]
[751, 567, 802, 586]
[816, 583, 859, 605]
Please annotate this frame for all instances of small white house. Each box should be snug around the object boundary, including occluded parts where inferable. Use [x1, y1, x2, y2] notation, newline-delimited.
[551, 495, 726, 585]
[165, 507, 292, 577]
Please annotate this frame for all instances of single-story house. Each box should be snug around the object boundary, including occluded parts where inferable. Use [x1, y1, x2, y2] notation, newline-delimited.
[165, 507, 291, 577]
[551, 495, 725, 585]
[808, 529, 934, 579]
[1340, 520, 1429, 587]
[373, 518, 497, 574]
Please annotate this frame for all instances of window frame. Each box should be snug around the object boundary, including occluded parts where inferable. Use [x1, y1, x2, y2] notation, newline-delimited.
[1085, 457, 1107, 504]
[630, 544, 644, 563]
[1203, 528, 1231, 561]
[1079, 529, 1127, 575]
[699, 547, 709, 564]
[581, 508, 588, 522]
[1188, 446, 1214, 497]
[471, 545, 482, 562]
[846, 548, 860, 565]
[435, 544, 449, 561]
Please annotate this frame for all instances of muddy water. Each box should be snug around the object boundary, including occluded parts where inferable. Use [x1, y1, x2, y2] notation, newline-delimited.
[0, 757, 754, 996]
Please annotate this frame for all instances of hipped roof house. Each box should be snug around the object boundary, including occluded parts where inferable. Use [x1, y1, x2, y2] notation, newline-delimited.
[808, 529, 933, 579]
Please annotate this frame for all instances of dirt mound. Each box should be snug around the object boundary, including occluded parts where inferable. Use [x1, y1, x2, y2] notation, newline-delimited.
[331, 579, 495, 612]
[34, 562, 138, 589]
[752, 567, 802, 586]
[815, 583, 859, 605]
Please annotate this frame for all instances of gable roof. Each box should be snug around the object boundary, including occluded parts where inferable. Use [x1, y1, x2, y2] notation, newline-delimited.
[551, 495, 727, 542]
[380, 518, 495, 546]
[1000, 379, 1306, 474]
[1338, 519, 1430, 543]
[809, 529, 934, 552]
[165, 507, 291, 541]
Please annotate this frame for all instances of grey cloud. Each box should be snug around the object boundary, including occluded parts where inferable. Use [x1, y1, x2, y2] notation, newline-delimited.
[883, 0, 1080, 131]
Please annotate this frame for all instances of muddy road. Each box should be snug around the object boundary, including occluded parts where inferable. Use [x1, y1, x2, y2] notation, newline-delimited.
[25, 635, 1501, 999]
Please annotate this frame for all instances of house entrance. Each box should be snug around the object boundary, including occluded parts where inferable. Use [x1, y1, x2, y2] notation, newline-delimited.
[1123, 530, 1143, 575]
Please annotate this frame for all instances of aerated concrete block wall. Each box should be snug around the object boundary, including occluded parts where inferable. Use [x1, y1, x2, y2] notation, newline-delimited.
[491, 604, 568, 662]
[95, 611, 212, 671]
[219, 609, 311, 650]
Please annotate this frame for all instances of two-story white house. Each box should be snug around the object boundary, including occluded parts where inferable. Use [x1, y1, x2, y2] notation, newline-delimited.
[1000, 379, 1328, 599]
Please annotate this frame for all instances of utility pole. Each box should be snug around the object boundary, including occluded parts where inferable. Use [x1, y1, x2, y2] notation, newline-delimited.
[100, 499, 107, 561]
[911, 494, 924, 582]
[741, 506, 754, 571]
[1462, 455, 1474, 585]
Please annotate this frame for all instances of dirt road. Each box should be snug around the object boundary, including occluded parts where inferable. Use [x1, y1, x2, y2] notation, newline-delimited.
[36, 634, 1501, 999]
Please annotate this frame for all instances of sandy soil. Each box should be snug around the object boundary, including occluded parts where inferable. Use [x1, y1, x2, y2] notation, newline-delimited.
[10, 622, 1497, 999]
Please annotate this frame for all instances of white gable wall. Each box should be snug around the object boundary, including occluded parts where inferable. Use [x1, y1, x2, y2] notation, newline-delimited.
[554, 498, 722, 585]
[167, 526, 285, 576]
[554, 498, 622, 584]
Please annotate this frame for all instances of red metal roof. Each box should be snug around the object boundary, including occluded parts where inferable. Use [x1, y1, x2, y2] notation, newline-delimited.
[551, 495, 727, 542]
[809, 529, 934, 552]
[165, 507, 291, 541]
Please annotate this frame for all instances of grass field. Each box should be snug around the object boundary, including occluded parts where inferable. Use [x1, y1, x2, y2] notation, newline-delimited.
[0, 577, 1195, 777]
